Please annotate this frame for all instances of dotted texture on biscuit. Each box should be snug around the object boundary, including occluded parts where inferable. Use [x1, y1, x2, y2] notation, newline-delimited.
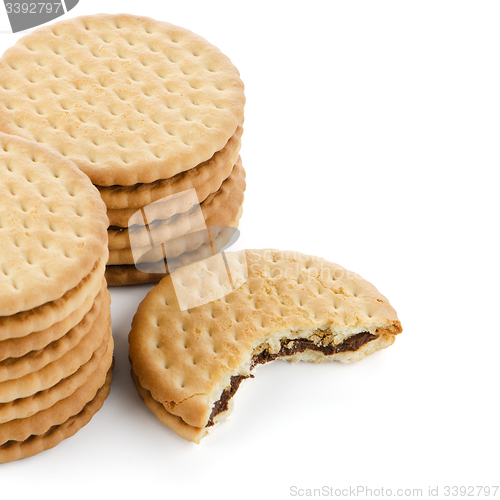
[0, 133, 108, 316]
[101, 125, 243, 210]
[0, 258, 105, 341]
[129, 249, 402, 428]
[0, 14, 245, 186]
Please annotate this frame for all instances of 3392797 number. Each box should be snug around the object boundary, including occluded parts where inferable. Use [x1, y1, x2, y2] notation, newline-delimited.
[444, 486, 499, 496]
[5, 2, 63, 14]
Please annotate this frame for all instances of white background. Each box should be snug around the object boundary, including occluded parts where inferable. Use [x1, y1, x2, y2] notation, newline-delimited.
[1, 1, 499, 499]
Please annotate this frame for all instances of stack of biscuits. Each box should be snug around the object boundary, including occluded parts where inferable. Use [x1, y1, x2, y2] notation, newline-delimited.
[0, 13, 246, 286]
[0, 133, 111, 463]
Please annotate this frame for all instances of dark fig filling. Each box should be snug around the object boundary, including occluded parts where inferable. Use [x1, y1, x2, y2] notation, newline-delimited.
[206, 331, 378, 427]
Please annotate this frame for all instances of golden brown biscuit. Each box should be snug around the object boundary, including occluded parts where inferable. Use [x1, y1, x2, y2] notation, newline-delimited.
[107, 159, 245, 250]
[0, 336, 114, 445]
[101, 125, 242, 213]
[0, 133, 108, 316]
[106, 204, 243, 286]
[0, 286, 109, 382]
[0, 334, 113, 424]
[0, 297, 111, 403]
[0, 280, 107, 362]
[131, 369, 208, 443]
[0, 14, 245, 186]
[0, 364, 113, 463]
[0, 259, 106, 342]
[129, 250, 402, 441]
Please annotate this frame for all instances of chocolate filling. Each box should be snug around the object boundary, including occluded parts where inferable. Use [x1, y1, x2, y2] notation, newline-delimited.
[251, 331, 377, 367]
[206, 374, 252, 427]
[206, 331, 378, 427]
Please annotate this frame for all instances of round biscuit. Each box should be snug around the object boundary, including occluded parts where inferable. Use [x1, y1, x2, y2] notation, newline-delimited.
[0, 257, 106, 341]
[0, 279, 107, 361]
[0, 133, 108, 316]
[129, 250, 403, 430]
[0, 14, 245, 186]
[101, 125, 242, 211]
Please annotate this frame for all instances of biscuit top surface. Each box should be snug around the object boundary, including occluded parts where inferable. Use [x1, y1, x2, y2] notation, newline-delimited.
[0, 133, 108, 316]
[0, 14, 245, 186]
[129, 249, 402, 413]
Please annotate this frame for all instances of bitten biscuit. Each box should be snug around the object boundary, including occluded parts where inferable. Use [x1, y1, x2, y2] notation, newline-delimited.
[129, 249, 402, 442]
